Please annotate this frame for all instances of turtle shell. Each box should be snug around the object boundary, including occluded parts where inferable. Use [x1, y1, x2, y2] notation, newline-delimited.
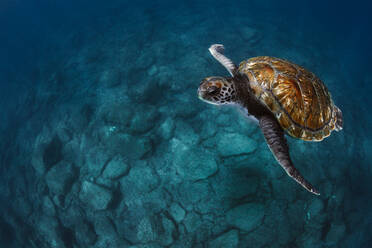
[238, 56, 340, 141]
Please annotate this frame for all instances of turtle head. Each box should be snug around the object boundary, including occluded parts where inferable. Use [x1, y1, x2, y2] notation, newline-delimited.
[198, 76, 236, 105]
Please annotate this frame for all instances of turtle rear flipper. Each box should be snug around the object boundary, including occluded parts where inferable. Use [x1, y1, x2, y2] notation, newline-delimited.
[259, 115, 320, 195]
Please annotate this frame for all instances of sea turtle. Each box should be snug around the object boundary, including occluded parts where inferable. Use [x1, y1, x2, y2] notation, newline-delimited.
[197, 44, 343, 195]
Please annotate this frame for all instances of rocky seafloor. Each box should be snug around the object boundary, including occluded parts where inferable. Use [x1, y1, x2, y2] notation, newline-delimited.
[1, 1, 372, 247]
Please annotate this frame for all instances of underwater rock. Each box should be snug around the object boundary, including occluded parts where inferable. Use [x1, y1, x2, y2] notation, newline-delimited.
[171, 138, 218, 181]
[120, 161, 160, 193]
[235, 110, 259, 135]
[128, 244, 163, 248]
[137, 216, 159, 243]
[304, 200, 327, 236]
[177, 181, 212, 207]
[300, 227, 323, 248]
[11, 196, 32, 219]
[211, 165, 259, 200]
[58, 203, 85, 228]
[31, 128, 62, 175]
[160, 215, 175, 246]
[100, 68, 125, 88]
[130, 105, 158, 134]
[113, 133, 152, 160]
[307, 198, 324, 217]
[201, 137, 216, 150]
[325, 223, 346, 244]
[95, 176, 117, 188]
[158, 117, 175, 140]
[174, 121, 200, 146]
[42, 196, 56, 216]
[209, 229, 239, 248]
[98, 125, 121, 143]
[169, 234, 194, 248]
[194, 196, 226, 216]
[92, 215, 130, 247]
[299, 236, 323, 248]
[169, 202, 186, 223]
[75, 221, 97, 246]
[240, 221, 277, 248]
[286, 200, 307, 229]
[276, 220, 292, 245]
[31, 144, 48, 175]
[70, 103, 96, 132]
[51, 194, 64, 210]
[216, 133, 257, 157]
[102, 155, 129, 179]
[195, 221, 216, 244]
[37, 216, 65, 248]
[85, 147, 111, 177]
[115, 212, 144, 244]
[119, 186, 168, 215]
[256, 140, 274, 161]
[136, 51, 156, 70]
[200, 120, 218, 140]
[115, 209, 171, 245]
[183, 212, 202, 233]
[100, 102, 133, 127]
[327, 187, 345, 210]
[93, 234, 130, 248]
[226, 203, 265, 232]
[43, 135, 64, 169]
[62, 135, 83, 166]
[45, 160, 75, 195]
[216, 113, 233, 127]
[271, 177, 298, 202]
[79, 181, 113, 210]
[55, 122, 73, 144]
[147, 65, 158, 76]
[173, 92, 200, 118]
[93, 215, 116, 237]
[265, 201, 292, 245]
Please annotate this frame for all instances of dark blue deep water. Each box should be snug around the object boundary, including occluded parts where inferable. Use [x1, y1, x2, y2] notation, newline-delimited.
[1, 1, 372, 247]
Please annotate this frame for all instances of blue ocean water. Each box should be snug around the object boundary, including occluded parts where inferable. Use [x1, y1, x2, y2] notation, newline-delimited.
[1, 0, 372, 247]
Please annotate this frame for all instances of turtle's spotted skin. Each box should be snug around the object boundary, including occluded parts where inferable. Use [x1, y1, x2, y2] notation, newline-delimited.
[239, 56, 341, 141]
[198, 44, 344, 195]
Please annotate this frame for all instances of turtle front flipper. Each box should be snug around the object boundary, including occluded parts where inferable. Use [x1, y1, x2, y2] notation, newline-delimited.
[209, 44, 237, 76]
[259, 115, 320, 195]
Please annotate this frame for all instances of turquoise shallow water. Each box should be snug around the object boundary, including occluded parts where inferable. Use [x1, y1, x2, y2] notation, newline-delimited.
[1, 0, 372, 247]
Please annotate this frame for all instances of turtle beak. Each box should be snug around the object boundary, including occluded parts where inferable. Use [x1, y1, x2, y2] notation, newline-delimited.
[198, 89, 219, 105]
[198, 92, 205, 101]
[197, 86, 205, 100]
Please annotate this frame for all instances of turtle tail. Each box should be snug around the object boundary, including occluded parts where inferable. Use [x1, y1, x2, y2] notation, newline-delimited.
[334, 106, 343, 131]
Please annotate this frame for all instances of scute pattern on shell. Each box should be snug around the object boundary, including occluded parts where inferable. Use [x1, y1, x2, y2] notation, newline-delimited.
[239, 56, 339, 141]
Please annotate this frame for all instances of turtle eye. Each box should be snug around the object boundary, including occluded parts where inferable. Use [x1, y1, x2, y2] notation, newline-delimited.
[207, 86, 219, 95]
